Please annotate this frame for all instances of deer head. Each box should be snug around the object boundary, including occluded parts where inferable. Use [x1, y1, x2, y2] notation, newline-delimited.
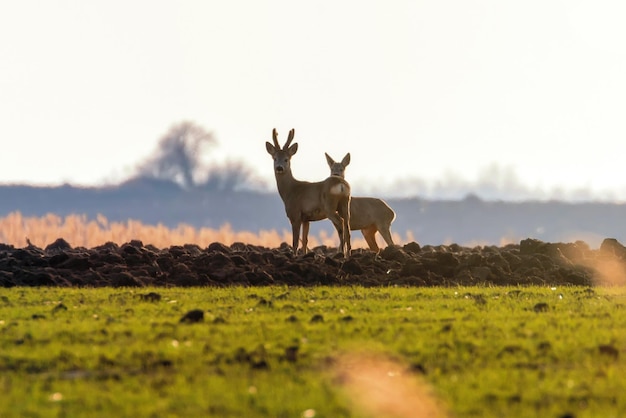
[325, 152, 351, 178]
[266, 129, 298, 176]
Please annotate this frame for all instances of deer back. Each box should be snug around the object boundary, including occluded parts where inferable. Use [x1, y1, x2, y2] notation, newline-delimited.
[348, 196, 396, 229]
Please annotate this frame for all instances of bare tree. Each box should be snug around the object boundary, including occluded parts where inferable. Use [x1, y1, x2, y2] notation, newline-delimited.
[137, 121, 216, 189]
[201, 160, 265, 192]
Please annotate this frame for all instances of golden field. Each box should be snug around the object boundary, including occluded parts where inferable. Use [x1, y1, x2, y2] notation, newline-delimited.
[0, 211, 410, 250]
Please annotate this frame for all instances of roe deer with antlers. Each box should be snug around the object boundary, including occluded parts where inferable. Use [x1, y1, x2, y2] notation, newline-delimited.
[326, 152, 396, 252]
[266, 129, 351, 256]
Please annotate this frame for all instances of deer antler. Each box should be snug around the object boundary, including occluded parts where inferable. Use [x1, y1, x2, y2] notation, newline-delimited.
[283, 129, 295, 150]
[272, 128, 280, 148]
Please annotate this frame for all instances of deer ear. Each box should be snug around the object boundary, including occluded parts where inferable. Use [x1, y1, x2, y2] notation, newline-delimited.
[342, 153, 351, 167]
[287, 143, 298, 156]
[266, 142, 276, 155]
[325, 152, 335, 167]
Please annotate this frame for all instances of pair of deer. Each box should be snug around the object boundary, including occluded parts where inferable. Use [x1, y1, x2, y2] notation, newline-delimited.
[266, 128, 395, 256]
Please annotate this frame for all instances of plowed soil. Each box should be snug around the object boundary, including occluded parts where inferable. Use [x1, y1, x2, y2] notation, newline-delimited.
[2, 238, 625, 288]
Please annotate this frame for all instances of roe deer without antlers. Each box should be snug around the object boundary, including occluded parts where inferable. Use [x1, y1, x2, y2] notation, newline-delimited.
[326, 152, 396, 252]
[266, 129, 351, 256]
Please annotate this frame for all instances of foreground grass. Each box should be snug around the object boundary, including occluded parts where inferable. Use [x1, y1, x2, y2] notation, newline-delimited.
[1, 286, 625, 418]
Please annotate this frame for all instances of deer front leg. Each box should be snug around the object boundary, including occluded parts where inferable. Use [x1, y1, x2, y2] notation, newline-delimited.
[327, 212, 349, 256]
[301, 221, 310, 254]
[343, 217, 351, 256]
[338, 198, 351, 256]
[328, 217, 344, 252]
[361, 226, 380, 252]
[291, 220, 301, 254]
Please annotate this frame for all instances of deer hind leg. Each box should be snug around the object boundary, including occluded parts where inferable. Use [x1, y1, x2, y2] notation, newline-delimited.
[361, 226, 380, 252]
[378, 223, 395, 248]
[301, 221, 310, 254]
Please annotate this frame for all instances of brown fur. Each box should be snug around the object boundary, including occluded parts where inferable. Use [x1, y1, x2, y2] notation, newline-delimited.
[326, 152, 396, 252]
[266, 129, 351, 255]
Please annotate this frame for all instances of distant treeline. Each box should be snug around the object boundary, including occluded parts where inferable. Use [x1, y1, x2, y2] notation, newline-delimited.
[2, 181, 626, 248]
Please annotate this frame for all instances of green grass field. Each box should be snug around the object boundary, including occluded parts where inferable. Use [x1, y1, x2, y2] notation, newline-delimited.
[1, 285, 625, 418]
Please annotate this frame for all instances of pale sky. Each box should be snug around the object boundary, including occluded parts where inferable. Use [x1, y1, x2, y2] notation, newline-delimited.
[1, 1, 626, 200]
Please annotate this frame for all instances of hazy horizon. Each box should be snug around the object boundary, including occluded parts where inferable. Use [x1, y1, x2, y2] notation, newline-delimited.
[2, 156, 625, 203]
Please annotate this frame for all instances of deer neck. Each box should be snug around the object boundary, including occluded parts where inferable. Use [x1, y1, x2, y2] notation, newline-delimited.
[274, 170, 300, 200]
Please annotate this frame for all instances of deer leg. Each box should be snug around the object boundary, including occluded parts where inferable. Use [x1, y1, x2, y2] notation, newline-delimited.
[327, 212, 347, 255]
[302, 221, 310, 254]
[344, 221, 351, 255]
[328, 218, 343, 247]
[328, 214, 344, 253]
[323, 198, 345, 254]
[361, 226, 380, 252]
[339, 200, 351, 256]
[325, 197, 351, 256]
[291, 220, 301, 254]
[378, 224, 395, 248]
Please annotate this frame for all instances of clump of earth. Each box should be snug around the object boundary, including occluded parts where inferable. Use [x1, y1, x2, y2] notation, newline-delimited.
[1, 238, 626, 287]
